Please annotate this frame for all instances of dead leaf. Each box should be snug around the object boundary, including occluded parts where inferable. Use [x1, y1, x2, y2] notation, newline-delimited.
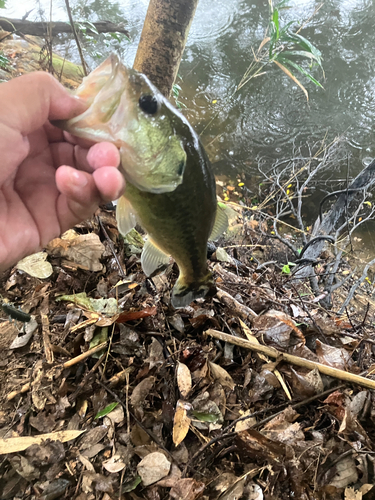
[16, 251, 53, 279]
[0, 430, 84, 454]
[209, 362, 235, 390]
[177, 362, 192, 398]
[131, 377, 155, 407]
[102, 454, 126, 473]
[9, 317, 38, 349]
[116, 306, 157, 323]
[329, 456, 358, 488]
[173, 400, 191, 446]
[47, 232, 105, 271]
[169, 478, 205, 500]
[137, 451, 171, 486]
[316, 340, 354, 370]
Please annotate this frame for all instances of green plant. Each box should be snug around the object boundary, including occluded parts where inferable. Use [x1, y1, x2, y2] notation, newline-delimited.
[237, 0, 324, 100]
[282, 262, 296, 274]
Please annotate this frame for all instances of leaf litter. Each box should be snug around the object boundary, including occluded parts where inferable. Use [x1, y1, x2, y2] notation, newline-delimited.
[0, 206, 375, 500]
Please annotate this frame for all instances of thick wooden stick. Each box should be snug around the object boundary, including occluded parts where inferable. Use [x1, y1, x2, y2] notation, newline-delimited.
[206, 329, 375, 390]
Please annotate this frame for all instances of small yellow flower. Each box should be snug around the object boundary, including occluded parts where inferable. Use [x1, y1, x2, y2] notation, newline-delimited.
[212, 99, 217, 104]
[238, 182, 244, 187]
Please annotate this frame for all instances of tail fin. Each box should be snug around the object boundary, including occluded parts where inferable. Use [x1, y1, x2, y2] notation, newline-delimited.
[171, 272, 216, 309]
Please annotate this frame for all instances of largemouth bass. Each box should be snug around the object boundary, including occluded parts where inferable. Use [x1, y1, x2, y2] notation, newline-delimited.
[55, 54, 227, 308]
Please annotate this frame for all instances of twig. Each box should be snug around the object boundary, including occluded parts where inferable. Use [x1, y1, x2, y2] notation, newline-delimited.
[64, 0, 88, 75]
[205, 329, 375, 390]
[6, 342, 108, 401]
[41, 295, 54, 364]
[338, 256, 375, 314]
[183, 382, 346, 476]
[216, 288, 258, 320]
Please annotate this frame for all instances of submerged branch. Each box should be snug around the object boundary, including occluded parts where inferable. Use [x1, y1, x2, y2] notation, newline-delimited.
[0, 17, 130, 37]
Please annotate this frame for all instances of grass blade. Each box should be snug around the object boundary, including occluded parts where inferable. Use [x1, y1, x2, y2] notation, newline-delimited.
[278, 56, 324, 88]
[273, 59, 309, 100]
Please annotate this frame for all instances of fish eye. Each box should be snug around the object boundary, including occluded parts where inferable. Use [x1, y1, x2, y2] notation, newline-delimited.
[139, 94, 158, 115]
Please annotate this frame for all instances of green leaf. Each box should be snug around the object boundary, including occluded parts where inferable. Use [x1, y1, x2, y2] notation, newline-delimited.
[282, 264, 291, 274]
[95, 402, 119, 419]
[122, 476, 142, 493]
[284, 32, 322, 63]
[278, 21, 296, 38]
[279, 50, 322, 64]
[278, 57, 323, 88]
[192, 411, 219, 423]
[272, 9, 279, 38]
[86, 21, 99, 35]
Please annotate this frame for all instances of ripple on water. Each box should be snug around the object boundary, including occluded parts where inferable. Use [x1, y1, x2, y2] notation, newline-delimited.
[188, 0, 238, 44]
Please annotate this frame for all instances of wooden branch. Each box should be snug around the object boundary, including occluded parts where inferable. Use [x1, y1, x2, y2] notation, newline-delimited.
[0, 18, 130, 38]
[295, 158, 375, 279]
[205, 329, 375, 391]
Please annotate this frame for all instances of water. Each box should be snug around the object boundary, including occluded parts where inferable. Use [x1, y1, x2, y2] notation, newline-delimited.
[4, 0, 375, 253]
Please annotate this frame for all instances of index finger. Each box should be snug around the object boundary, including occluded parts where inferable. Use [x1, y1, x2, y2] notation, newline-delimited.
[0, 72, 86, 136]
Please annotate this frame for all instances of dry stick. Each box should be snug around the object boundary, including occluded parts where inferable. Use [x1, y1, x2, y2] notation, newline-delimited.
[6, 342, 108, 401]
[64, 0, 88, 75]
[206, 329, 375, 390]
[216, 288, 258, 320]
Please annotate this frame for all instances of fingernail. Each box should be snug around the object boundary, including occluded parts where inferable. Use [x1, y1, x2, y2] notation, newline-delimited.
[71, 170, 88, 188]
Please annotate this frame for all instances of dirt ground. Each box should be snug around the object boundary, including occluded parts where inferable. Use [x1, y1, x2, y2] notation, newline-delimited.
[0, 202, 375, 500]
[1, 33, 375, 500]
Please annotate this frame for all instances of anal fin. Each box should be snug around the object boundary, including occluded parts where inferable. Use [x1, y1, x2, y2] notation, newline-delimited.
[141, 238, 171, 277]
[209, 202, 229, 241]
[116, 195, 137, 236]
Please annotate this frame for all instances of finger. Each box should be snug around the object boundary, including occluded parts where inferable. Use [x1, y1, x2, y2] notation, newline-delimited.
[55, 165, 124, 231]
[87, 143, 121, 170]
[93, 167, 125, 201]
[0, 72, 86, 136]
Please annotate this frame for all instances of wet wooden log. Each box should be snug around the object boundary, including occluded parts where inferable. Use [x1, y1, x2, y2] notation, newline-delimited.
[0, 18, 129, 38]
[294, 158, 375, 279]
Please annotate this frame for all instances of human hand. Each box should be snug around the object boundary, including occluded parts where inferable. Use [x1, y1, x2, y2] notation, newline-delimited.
[0, 71, 125, 272]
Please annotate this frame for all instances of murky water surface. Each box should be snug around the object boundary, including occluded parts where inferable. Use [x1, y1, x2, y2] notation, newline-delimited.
[5, 0, 375, 253]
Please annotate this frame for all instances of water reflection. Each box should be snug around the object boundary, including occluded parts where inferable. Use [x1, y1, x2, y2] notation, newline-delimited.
[4, 1, 375, 201]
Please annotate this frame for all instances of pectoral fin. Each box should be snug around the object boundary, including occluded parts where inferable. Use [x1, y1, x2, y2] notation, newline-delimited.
[141, 238, 171, 277]
[116, 195, 137, 236]
[209, 202, 229, 241]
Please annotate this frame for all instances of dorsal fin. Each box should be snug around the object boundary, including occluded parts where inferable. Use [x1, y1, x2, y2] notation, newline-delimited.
[209, 202, 229, 241]
[116, 195, 137, 236]
[141, 238, 171, 277]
